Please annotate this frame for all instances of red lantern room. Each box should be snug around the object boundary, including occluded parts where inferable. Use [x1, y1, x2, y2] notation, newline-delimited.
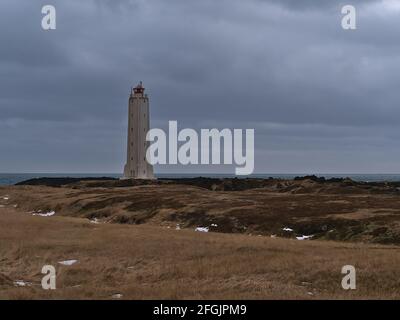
[133, 81, 145, 94]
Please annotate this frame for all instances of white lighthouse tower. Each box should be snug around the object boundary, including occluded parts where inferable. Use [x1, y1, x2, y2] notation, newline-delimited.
[123, 82, 154, 179]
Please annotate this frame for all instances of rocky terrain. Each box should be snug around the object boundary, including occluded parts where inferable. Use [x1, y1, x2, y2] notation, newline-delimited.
[4, 176, 400, 245]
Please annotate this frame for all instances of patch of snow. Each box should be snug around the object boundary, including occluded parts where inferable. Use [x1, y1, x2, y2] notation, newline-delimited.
[307, 292, 314, 296]
[33, 211, 55, 217]
[3, 197, 9, 200]
[90, 218, 99, 224]
[211, 224, 218, 227]
[112, 293, 123, 299]
[195, 227, 209, 233]
[270, 234, 277, 238]
[282, 227, 293, 232]
[296, 235, 314, 241]
[58, 260, 78, 266]
[13, 280, 31, 287]
[175, 224, 181, 230]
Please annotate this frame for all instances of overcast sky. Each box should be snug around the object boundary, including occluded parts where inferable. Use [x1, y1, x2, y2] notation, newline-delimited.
[1, 0, 400, 174]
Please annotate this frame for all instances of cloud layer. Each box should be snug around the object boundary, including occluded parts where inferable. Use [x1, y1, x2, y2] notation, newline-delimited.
[1, 0, 399, 173]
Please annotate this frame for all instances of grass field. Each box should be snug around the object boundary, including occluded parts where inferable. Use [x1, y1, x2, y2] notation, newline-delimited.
[1, 206, 400, 299]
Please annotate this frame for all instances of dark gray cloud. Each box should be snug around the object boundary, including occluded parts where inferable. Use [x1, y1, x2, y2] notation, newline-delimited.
[265, 0, 377, 10]
[1, 0, 399, 174]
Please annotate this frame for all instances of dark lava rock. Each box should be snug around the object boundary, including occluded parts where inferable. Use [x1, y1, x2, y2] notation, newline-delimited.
[15, 177, 117, 187]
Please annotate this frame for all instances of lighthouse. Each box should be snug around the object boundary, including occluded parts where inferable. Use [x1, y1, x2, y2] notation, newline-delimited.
[123, 82, 154, 179]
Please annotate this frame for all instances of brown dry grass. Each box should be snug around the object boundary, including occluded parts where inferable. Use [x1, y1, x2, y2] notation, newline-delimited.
[1, 207, 400, 299]
[3, 183, 400, 244]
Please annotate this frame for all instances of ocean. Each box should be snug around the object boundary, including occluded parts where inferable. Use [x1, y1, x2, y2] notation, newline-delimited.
[1, 173, 400, 186]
